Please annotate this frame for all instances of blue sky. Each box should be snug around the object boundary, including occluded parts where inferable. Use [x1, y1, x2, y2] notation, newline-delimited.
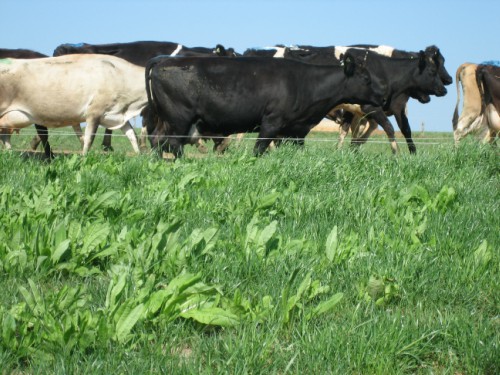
[2, 0, 498, 132]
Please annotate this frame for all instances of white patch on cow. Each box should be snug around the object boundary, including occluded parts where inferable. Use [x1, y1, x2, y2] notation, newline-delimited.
[334, 46, 349, 60]
[272, 47, 286, 58]
[170, 44, 183, 56]
[367, 45, 394, 57]
[335, 45, 395, 60]
[188, 124, 201, 144]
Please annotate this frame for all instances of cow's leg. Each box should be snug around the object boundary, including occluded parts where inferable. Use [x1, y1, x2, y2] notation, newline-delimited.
[0, 130, 12, 150]
[163, 135, 184, 158]
[337, 112, 354, 149]
[31, 124, 83, 151]
[82, 121, 99, 155]
[235, 133, 245, 144]
[349, 115, 367, 139]
[34, 124, 54, 159]
[254, 123, 280, 156]
[120, 122, 140, 154]
[71, 124, 84, 147]
[337, 121, 350, 149]
[485, 105, 500, 146]
[140, 126, 148, 150]
[355, 110, 399, 154]
[102, 129, 114, 152]
[391, 100, 416, 154]
[350, 119, 378, 149]
[393, 110, 416, 154]
[454, 115, 484, 145]
[196, 139, 209, 153]
[281, 125, 310, 147]
[30, 130, 42, 151]
[212, 136, 232, 153]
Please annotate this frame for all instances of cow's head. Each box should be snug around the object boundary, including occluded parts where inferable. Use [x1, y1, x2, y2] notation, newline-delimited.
[213, 44, 239, 57]
[342, 52, 386, 108]
[424, 45, 453, 86]
[415, 50, 448, 97]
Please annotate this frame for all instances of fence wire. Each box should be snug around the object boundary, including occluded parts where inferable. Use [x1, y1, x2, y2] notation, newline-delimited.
[2, 131, 455, 146]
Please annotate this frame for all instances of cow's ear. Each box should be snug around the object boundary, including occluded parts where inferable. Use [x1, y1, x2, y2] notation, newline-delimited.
[215, 44, 226, 55]
[418, 50, 426, 72]
[344, 52, 355, 76]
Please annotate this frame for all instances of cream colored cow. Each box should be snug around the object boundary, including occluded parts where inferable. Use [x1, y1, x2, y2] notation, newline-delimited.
[0, 54, 148, 156]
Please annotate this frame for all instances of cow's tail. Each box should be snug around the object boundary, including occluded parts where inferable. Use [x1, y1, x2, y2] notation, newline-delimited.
[452, 64, 467, 130]
[475, 65, 486, 114]
[145, 58, 161, 135]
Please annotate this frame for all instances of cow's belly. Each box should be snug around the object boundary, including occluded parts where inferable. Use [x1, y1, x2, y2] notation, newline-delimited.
[486, 104, 500, 132]
[0, 108, 83, 129]
[329, 103, 363, 117]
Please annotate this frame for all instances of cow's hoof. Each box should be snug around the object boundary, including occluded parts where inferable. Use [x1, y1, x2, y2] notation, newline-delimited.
[197, 144, 209, 154]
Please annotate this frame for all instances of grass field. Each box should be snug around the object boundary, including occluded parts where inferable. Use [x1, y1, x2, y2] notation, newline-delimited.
[0, 128, 498, 374]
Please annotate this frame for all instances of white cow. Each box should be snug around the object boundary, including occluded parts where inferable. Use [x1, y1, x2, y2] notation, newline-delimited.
[0, 54, 148, 155]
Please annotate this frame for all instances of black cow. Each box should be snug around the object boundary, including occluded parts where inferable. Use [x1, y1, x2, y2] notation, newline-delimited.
[277, 45, 450, 153]
[145, 54, 386, 158]
[52, 40, 238, 152]
[328, 45, 451, 153]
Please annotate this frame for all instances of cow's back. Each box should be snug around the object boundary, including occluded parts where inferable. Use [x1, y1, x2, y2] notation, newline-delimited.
[0, 48, 47, 59]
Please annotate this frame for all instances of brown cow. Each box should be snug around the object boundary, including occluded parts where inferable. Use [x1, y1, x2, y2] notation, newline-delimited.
[453, 63, 499, 144]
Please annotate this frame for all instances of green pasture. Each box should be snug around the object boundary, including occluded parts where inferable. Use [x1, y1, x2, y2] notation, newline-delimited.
[0, 128, 498, 374]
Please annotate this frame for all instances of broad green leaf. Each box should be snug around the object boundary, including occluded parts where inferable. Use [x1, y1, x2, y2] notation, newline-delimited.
[115, 303, 145, 343]
[201, 227, 219, 254]
[2, 312, 16, 347]
[27, 279, 44, 314]
[296, 272, 312, 301]
[307, 293, 344, 320]
[367, 276, 385, 301]
[258, 220, 277, 247]
[165, 273, 202, 295]
[179, 172, 202, 190]
[325, 226, 338, 262]
[82, 224, 110, 255]
[18, 286, 35, 313]
[181, 307, 239, 327]
[431, 185, 457, 212]
[51, 239, 71, 263]
[146, 290, 172, 316]
[177, 294, 214, 314]
[473, 240, 491, 268]
[257, 191, 280, 210]
[87, 191, 120, 215]
[107, 272, 127, 311]
[53, 220, 67, 249]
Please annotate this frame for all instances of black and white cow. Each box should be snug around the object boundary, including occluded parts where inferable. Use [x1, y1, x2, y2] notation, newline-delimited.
[255, 45, 450, 153]
[51, 40, 238, 152]
[145, 54, 386, 158]
[244, 44, 451, 153]
[331, 44, 452, 152]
